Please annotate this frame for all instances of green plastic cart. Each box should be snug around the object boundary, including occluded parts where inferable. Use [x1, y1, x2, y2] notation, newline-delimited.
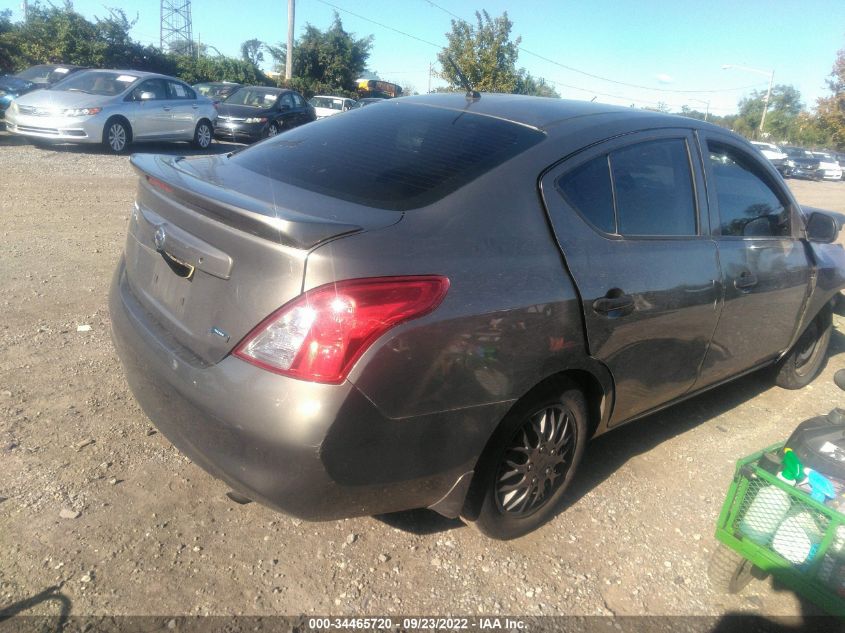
[711, 442, 845, 616]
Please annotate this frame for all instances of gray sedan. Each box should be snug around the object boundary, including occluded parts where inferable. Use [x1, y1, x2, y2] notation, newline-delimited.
[5, 69, 217, 153]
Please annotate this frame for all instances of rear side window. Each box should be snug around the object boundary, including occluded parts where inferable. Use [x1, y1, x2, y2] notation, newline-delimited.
[707, 142, 790, 237]
[557, 156, 615, 233]
[611, 140, 696, 236]
[557, 138, 697, 236]
[230, 103, 545, 210]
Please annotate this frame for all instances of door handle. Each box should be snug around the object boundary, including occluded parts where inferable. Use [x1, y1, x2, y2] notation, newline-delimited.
[734, 271, 758, 290]
[192, 104, 199, 109]
[592, 290, 635, 317]
[162, 106, 172, 111]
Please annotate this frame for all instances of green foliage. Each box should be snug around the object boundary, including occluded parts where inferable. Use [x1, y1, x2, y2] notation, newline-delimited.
[437, 10, 557, 97]
[514, 71, 559, 98]
[438, 10, 521, 93]
[733, 84, 803, 141]
[0, 3, 269, 86]
[279, 13, 372, 96]
[816, 48, 845, 150]
[240, 39, 264, 66]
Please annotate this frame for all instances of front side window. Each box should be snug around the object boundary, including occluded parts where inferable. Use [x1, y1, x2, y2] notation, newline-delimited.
[280, 93, 295, 109]
[556, 138, 697, 237]
[136, 79, 169, 100]
[707, 142, 790, 237]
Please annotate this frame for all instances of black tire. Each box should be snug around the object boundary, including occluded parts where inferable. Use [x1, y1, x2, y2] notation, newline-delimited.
[265, 121, 281, 138]
[192, 120, 213, 149]
[774, 305, 833, 389]
[708, 544, 756, 594]
[103, 118, 130, 154]
[469, 379, 588, 540]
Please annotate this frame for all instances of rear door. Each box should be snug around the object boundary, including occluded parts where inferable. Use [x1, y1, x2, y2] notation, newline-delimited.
[540, 129, 721, 425]
[166, 80, 199, 138]
[694, 134, 811, 387]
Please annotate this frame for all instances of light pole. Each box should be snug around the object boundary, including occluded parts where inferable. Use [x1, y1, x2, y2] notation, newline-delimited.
[722, 64, 775, 135]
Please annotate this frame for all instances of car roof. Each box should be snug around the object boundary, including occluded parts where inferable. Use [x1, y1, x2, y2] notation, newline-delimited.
[74, 69, 185, 82]
[396, 93, 725, 133]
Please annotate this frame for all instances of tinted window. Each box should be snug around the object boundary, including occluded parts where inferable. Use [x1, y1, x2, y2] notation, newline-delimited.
[708, 142, 789, 237]
[280, 93, 294, 109]
[557, 156, 615, 233]
[610, 139, 697, 236]
[230, 103, 544, 210]
[292, 93, 305, 108]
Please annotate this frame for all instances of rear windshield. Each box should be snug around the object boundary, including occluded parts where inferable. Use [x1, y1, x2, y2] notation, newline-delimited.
[230, 102, 545, 210]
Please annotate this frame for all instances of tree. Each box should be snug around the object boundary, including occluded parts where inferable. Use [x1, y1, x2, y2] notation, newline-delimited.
[240, 38, 264, 66]
[816, 47, 845, 150]
[514, 71, 559, 98]
[438, 10, 520, 93]
[278, 13, 371, 96]
[733, 84, 803, 141]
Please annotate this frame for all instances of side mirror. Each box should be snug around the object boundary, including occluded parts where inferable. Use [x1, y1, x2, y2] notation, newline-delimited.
[806, 211, 839, 243]
[138, 91, 155, 101]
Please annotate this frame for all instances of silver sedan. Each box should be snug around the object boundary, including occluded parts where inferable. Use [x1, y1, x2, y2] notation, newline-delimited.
[5, 69, 217, 153]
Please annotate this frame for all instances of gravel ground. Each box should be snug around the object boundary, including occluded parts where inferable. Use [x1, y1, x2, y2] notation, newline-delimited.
[1, 130, 845, 622]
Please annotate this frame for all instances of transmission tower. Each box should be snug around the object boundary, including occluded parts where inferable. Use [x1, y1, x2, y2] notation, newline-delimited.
[160, 0, 194, 56]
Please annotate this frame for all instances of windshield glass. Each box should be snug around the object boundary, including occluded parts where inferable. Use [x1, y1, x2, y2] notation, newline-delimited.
[16, 65, 60, 83]
[224, 88, 279, 107]
[309, 97, 344, 110]
[52, 71, 139, 96]
[197, 83, 237, 98]
[230, 102, 545, 211]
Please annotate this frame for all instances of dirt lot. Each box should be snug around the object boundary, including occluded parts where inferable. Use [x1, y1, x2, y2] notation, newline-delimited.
[1, 130, 845, 622]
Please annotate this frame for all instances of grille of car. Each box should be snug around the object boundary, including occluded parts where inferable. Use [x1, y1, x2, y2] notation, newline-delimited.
[17, 105, 54, 117]
[16, 125, 61, 135]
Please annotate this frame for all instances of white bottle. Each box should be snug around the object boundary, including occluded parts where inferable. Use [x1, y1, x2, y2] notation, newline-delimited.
[739, 485, 792, 545]
[772, 510, 823, 565]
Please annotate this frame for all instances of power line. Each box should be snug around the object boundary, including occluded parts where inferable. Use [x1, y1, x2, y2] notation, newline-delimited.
[315, 0, 442, 49]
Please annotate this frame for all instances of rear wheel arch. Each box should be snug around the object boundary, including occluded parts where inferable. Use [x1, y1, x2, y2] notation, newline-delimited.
[461, 368, 607, 523]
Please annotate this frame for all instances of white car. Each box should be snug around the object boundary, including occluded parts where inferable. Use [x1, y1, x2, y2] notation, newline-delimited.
[308, 95, 356, 119]
[751, 142, 789, 176]
[811, 152, 843, 180]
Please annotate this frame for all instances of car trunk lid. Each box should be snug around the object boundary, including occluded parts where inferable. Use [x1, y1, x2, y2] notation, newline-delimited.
[122, 153, 401, 365]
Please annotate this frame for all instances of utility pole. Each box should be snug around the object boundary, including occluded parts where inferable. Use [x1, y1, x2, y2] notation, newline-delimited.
[286, 0, 295, 81]
[22, 0, 28, 21]
[428, 62, 433, 94]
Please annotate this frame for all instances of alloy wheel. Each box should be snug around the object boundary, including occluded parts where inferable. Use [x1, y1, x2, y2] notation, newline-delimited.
[108, 123, 126, 152]
[196, 123, 211, 148]
[495, 404, 576, 516]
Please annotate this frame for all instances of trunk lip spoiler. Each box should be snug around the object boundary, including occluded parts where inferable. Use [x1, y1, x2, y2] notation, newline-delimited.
[129, 153, 365, 250]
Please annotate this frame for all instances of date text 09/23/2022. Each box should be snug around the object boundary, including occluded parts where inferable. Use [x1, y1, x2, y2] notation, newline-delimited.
[307, 617, 527, 630]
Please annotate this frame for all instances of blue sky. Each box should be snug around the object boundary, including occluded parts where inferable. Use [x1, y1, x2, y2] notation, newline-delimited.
[8, 0, 845, 115]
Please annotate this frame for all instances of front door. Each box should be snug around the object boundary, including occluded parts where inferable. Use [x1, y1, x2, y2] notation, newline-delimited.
[540, 130, 722, 425]
[694, 134, 811, 388]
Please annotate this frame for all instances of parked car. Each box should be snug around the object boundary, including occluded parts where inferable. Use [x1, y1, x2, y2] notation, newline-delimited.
[782, 146, 824, 180]
[5, 69, 216, 153]
[351, 97, 386, 108]
[750, 141, 790, 176]
[214, 86, 315, 143]
[308, 95, 357, 118]
[0, 63, 86, 120]
[192, 81, 242, 102]
[109, 94, 845, 539]
[835, 153, 845, 181]
[811, 151, 843, 180]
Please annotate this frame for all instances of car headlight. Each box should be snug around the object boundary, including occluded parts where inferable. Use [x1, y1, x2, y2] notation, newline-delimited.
[62, 107, 102, 117]
[244, 117, 268, 124]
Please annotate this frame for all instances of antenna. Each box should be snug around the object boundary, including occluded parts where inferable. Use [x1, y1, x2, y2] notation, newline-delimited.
[160, 0, 194, 56]
[447, 56, 480, 101]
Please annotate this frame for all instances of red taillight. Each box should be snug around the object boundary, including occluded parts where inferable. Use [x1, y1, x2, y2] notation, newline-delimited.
[233, 276, 450, 384]
[146, 176, 174, 194]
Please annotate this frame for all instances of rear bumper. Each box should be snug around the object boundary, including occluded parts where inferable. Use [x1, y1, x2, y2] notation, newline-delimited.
[108, 258, 483, 519]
